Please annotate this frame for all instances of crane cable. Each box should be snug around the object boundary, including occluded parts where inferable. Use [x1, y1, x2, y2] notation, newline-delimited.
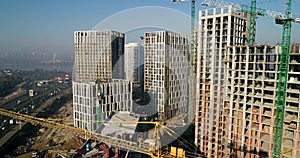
[52, 118, 208, 157]
[163, 126, 196, 149]
[49, 117, 209, 157]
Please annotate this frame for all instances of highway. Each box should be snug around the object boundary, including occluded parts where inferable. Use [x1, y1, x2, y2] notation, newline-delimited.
[0, 87, 71, 149]
[1, 83, 69, 112]
[0, 94, 28, 109]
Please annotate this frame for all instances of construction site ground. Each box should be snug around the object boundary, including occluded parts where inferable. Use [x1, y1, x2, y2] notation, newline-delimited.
[16, 101, 84, 158]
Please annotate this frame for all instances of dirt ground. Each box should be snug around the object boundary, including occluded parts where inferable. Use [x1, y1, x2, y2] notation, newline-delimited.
[17, 101, 84, 158]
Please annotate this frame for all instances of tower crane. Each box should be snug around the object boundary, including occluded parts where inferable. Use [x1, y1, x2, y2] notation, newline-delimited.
[202, 0, 259, 45]
[273, 1, 296, 157]
[201, 0, 300, 45]
[0, 107, 203, 157]
[201, 0, 300, 157]
[248, 0, 256, 46]
[172, 0, 196, 71]
[0, 108, 164, 157]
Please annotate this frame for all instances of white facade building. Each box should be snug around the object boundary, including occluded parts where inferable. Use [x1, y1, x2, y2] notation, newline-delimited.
[195, 6, 250, 157]
[73, 30, 132, 132]
[125, 42, 144, 84]
[73, 79, 132, 131]
[143, 31, 189, 120]
[74, 30, 125, 82]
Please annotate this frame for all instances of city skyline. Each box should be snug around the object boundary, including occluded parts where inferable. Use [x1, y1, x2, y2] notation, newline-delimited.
[0, 0, 300, 56]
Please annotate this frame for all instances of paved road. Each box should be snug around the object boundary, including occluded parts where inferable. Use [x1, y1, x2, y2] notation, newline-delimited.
[0, 94, 28, 109]
[0, 88, 71, 148]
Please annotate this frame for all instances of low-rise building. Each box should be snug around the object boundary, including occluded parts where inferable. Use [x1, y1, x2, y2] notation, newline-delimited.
[73, 79, 132, 131]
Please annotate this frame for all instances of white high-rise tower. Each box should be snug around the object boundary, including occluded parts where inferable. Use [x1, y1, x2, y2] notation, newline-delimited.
[72, 30, 132, 132]
[143, 31, 190, 120]
[125, 42, 144, 84]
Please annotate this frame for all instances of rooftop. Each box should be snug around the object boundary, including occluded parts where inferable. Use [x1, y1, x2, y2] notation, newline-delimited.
[97, 111, 139, 138]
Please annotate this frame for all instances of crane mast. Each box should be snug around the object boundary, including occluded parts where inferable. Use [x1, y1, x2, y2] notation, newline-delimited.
[191, 0, 195, 71]
[273, 1, 292, 157]
[190, 0, 196, 124]
[171, 0, 196, 69]
[248, 0, 256, 45]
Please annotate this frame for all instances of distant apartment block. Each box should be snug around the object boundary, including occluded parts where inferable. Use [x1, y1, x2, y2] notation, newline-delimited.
[73, 79, 132, 131]
[74, 30, 125, 82]
[195, 6, 250, 157]
[143, 31, 189, 120]
[222, 44, 300, 157]
[125, 42, 144, 84]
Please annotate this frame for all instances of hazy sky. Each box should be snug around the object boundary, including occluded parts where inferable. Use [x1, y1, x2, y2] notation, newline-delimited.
[0, 0, 299, 56]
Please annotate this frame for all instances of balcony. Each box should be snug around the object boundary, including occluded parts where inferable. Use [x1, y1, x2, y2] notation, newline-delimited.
[286, 96, 299, 103]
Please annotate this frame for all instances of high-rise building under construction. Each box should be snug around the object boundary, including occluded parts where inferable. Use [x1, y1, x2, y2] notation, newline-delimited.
[195, 6, 250, 157]
[72, 30, 132, 131]
[222, 44, 300, 157]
